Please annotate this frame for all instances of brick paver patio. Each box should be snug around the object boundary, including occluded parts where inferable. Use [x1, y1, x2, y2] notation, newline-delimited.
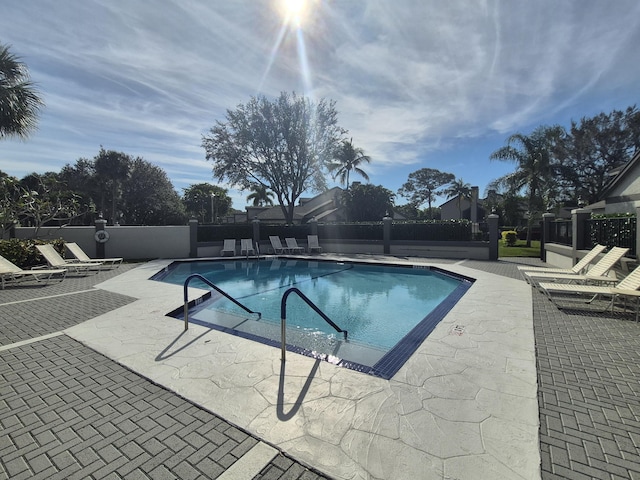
[2, 257, 640, 479]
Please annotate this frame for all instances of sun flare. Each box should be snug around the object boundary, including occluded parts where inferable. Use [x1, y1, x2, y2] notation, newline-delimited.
[279, 0, 308, 27]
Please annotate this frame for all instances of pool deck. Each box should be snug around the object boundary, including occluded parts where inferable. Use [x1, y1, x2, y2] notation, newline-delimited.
[2, 254, 640, 479]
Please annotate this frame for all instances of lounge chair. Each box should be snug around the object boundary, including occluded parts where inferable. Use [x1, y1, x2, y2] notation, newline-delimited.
[35, 244, 102, 275]
[307, 235, 323, 253]
[221, 239, 236, 256]
[65, 242, 123, 268]
[285, 237, 305, 254]
[269, 236, 286, 254]
[523, 246, 628, 287]
[539, 265, 640, 319]
[0, 254, 67, 289]
[517, 244, 606, 277]
[240, 239, 256, 256]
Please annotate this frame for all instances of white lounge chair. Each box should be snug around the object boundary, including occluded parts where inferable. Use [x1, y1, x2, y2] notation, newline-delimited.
[0, 254, 67, 289]
[240, 239, 256, 256]
[539, 265, 640, 320]
[307, 235, 323, 253]
[220, 239, 236, 256]
[35, 244, 102, 274]
[517, 244, 606, 277]
[523, 247, 628, 287]
[269, 236, 286, 254]
[285, 237, 305, 254]
[65, 242, 123, 268]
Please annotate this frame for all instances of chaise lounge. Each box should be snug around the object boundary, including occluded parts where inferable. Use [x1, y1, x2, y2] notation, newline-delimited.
[0, 254, 67, 289]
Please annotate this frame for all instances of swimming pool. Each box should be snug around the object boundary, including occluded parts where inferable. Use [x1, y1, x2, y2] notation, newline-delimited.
[154, 259, 474, 378]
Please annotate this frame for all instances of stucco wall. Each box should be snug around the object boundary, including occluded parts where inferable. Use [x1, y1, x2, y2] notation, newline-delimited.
[14, 225, 190, 259]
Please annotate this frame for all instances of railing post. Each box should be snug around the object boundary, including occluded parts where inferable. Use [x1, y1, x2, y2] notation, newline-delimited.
[487, 214, 499, 260]
[572, 208, 591, 259]
[189, 218, 198, 258]
[383, 214, 392, 255]
[541, 212, 555, 262]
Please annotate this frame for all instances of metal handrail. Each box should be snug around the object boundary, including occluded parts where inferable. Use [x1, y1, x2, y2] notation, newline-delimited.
[280, 287, 348, 361]
[183, 273, 261, 331]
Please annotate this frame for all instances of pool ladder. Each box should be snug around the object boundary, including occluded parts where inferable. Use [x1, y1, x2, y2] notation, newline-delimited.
[182, 277, 348, 362]
[280, 287, 348, 362]
[183, 274, 261, 331]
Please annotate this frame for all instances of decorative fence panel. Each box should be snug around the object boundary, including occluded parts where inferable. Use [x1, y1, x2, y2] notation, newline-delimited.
[587, 217, 637, 257]
[548, 220, 573, 246]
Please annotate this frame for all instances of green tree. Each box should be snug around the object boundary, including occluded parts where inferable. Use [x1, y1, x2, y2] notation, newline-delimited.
[328, 138, 371, 191]
[182, 183, 231, 223]
[555, 107, 640, 204]
[94, 148, 131, 225]
[0, 43, 44, 140]
[202, 92, 345, 224]
[490, 125, 564, 246]
[398, 168, 455, 219]
[121, 158, 186, 225]
[246, 184, 274, 207]
[443, 178, 472, 220]
[343, 183, 394, 221]
[58, 158, 98, 225]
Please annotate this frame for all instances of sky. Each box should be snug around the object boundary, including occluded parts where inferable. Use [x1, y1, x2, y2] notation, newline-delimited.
[2, 0, 640, 211]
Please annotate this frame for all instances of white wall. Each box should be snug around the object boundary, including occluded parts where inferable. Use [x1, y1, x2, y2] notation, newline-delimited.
[14, 225, 190, 259]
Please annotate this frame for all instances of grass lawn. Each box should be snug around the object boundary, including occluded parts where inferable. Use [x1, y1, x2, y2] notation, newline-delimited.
[499, 240, 541, 258]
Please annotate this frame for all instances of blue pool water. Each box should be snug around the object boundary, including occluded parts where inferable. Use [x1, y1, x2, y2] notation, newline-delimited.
[155, 259, 473, 378]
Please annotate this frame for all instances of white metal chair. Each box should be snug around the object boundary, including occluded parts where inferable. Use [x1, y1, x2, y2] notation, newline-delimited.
[0, 254, 67, 289]
[35, 244, 101, 275]
[220, 239, 236, 256]
[307, 235, 323, 253]
[269, 236, 286, 254]
[240, 239, 256, 256]
[517, 244, 606, 279]
[285, 238, 305, 254]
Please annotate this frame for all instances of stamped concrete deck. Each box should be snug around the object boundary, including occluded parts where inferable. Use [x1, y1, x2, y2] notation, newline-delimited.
[2, 254, 639, 479]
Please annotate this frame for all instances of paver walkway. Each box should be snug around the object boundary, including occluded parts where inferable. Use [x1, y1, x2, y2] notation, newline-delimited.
[2, 257, 640, 479]
[1, 266, 328, 480]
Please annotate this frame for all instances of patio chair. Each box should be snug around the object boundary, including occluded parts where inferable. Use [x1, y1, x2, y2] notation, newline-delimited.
[240, 239, 256, 256]
[307, 235, 323, 253]
[285, 237, 305, 254]
[220, 239, 236, 256]
[517, 244, 606, 278]
[269, 236, 286, 254]
[539, 264, 640, 320]
[64, 242, 123, 268]
[523, 246, 628, 287]
[0, 254, 67, 289]
[35, 244, 102, 275]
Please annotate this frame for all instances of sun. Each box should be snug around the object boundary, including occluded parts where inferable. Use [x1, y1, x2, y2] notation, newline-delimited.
[279, 0, 309, 27]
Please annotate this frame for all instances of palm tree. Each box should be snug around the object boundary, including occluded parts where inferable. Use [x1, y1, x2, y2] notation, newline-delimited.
[490, 125, 564, 246]
[328, 138, 371, 191]
[246, 184, 274, 207]
[0, 43, 44, 140]
[444, 178, 472, 219]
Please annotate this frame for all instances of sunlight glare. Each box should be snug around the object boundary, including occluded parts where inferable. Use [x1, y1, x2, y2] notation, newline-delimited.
[280, 0, 308, 27]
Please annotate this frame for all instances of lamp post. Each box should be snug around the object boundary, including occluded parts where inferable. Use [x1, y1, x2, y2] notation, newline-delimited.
[210, 193, 215, 223]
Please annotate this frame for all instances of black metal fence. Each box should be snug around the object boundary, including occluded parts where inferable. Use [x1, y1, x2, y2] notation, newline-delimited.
[197, 220, 473, 243]
[587, 217, 636, 256]
[548, 220, 573, 246]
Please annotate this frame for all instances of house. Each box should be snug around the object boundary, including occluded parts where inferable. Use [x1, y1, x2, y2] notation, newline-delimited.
[585, 149, 640, 214]
[244, 187, 347, 224]
[440, 186, 484, 221]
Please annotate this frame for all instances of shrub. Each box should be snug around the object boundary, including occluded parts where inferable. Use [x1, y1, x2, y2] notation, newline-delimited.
[0, 238, 65, 268]
[502, 230, 518, 246]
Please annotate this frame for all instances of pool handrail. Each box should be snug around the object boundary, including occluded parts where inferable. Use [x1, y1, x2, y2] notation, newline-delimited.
[280, 287, 348, 362]
[183, 273, 261, 331]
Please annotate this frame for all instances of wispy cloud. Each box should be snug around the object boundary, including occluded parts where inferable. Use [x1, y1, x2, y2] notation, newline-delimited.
[2, 0, 640, 206]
